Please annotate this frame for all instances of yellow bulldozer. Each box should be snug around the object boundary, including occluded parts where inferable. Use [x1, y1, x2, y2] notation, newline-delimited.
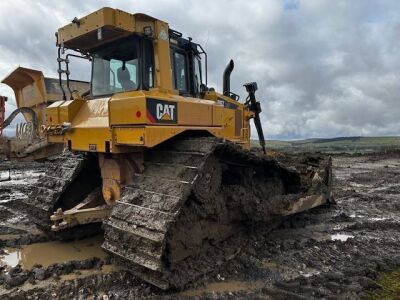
[26, 7, 332, 289]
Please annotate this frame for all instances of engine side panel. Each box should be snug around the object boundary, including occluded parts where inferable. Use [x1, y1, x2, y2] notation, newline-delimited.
[47, 90, 251, 152]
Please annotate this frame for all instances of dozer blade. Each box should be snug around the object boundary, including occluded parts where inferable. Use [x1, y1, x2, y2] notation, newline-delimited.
[102, 137, 332, 289]
[50, 188, 111, 231]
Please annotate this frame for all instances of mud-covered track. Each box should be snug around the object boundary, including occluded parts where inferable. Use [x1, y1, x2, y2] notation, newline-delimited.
[102, 137, 332, 289]
[25, 151, 102, 237]
[102, 138, 218, 288]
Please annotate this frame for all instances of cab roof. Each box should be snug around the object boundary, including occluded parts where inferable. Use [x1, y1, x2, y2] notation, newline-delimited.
[57, 7, 167, 52]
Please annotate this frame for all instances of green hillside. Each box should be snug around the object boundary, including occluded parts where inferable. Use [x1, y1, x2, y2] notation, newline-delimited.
[251, 136, 400, 153]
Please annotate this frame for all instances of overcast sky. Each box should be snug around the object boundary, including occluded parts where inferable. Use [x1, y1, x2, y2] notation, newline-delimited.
[0, 0, 399, 139]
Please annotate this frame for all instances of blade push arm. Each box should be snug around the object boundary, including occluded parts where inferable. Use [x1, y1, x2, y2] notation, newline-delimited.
[244, 82, 266, 154]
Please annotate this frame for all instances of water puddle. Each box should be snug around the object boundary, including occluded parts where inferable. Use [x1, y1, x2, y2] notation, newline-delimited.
[18, 264, 120, 293]
[1, 250, 19, 268]
[370, 183, 400, 193]
[299, 269, 321, 278]
[263, 260, 321, 280]
[0, 170, 44, 187]
[369, 217, 388, 221]
[263, 261, 279, 269]
[0, 234, 21, 240]
[330, 233, 354, 242]
[59, 264, 118, 281]
[0, 170, 11, 182]
[181, 280, 264, 297]
[0, 235, 106, 269]
[349, 182, 368, 189]
[0, 191, 26, 204]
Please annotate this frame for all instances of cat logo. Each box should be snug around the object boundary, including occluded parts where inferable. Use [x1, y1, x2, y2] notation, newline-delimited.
[146, 98, 178, 124]
[156, 103, 175, 121]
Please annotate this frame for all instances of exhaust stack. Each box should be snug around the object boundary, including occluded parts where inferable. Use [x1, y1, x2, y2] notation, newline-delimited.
[223, 59, 234, 96]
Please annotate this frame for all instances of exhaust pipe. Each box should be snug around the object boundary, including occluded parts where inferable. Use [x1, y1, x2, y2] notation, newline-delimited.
[223, 59, 234, 96]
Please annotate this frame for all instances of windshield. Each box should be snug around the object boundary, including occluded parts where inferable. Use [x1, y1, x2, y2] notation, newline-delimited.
[92, 37, 139, 97]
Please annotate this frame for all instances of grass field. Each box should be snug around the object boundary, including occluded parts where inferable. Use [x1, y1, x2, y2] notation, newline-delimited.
[366, 268, 400, 300]
[251, 136, 400, 153]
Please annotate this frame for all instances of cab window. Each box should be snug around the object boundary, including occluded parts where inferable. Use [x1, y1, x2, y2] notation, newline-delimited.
[171, 50, 188, 92]
[194, 56, 202, 95]
[143, 39, 154, 89]
[92, 38, 139, 97]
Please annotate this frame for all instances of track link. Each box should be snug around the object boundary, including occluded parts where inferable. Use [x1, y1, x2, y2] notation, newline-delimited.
[26, 151, 102, 237]
[102, 137, 332, 289]
[102, 137, 219, 288]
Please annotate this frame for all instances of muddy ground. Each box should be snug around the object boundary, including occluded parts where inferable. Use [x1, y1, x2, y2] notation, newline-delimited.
[0, 150, 399, 299]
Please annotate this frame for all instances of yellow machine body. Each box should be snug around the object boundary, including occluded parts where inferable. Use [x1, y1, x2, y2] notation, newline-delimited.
[47, 7, 253, 153]
[47, 90, 252, 152]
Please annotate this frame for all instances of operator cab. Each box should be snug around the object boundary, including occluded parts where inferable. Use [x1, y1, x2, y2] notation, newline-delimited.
[91, 36, 154, 97]
[168, 29, 207, 98]
[57, 20, 207, 100]
[89, 30, 206, 98]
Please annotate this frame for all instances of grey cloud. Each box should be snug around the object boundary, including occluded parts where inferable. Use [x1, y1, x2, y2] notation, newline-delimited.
[0, 0, 398, 139]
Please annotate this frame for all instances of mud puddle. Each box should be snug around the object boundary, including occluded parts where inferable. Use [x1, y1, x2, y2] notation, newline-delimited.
[263, 260, 322, 281]
[0, 170, 10, 182]
[0, 169, 43, 187]
[268, 224, 355, 243]
[17, 265, 120, 292]
[0, 264, 121, 298]
[330, 233, 354, 241]
[0, 235, 106, 270]
[181, 280, 264, 297]
[0, 234, 20, 241]
[59, 264, 118, 281]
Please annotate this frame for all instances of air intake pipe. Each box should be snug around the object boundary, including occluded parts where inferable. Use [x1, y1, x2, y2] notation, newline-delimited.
[223, 59, 234, 96]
